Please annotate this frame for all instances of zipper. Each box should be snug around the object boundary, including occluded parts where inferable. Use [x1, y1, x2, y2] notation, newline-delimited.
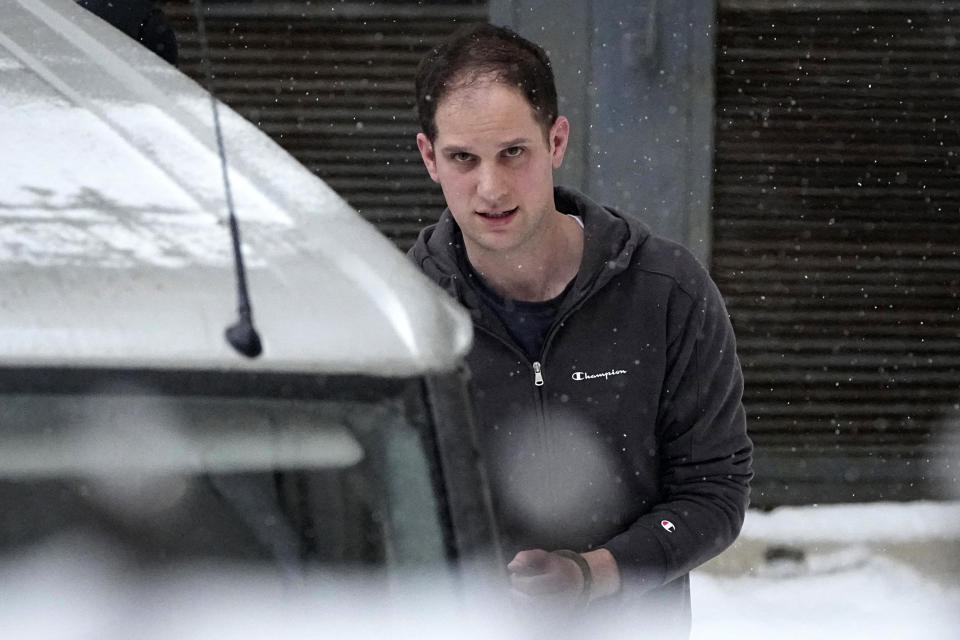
[528, 288, 595, 387]
[473, 324, 545, 389]
[459, 264, 612, 516]
[532, 361, 544, 387]
[473, 295, 592, 391]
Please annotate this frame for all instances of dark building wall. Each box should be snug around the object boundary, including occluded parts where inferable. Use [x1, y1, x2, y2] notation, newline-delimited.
[713, 0, 960, 506]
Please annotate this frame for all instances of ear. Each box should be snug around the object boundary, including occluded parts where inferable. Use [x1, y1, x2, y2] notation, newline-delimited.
[549, 116, 571, 169]
[416, 133, 440, 183]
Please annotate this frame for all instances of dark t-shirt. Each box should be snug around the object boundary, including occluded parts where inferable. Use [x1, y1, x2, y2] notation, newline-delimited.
[460, 215, 582, 360]
[465, 260, 575, 360]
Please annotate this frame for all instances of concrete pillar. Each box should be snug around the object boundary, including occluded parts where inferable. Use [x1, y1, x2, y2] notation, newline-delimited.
[489, 0, 716, 264]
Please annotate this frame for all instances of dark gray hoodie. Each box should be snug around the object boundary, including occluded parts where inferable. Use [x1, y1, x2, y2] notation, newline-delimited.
[409, 186, 752, 629]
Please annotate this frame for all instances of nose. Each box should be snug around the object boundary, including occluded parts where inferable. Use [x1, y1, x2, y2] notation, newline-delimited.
[476, 163, 508, 206]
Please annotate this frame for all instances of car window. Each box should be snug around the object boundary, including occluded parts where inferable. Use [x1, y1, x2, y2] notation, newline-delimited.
[0, 374, 448, 574]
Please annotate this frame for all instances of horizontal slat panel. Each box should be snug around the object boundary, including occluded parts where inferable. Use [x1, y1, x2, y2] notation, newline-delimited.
[189, 1, 487, 20]
[714, 1, 960, 506]
[159, 0, 486, 249]
[722, 1, 954, 10]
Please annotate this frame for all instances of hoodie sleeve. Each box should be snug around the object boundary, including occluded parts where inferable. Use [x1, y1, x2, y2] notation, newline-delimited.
[603, 269, 753, 592]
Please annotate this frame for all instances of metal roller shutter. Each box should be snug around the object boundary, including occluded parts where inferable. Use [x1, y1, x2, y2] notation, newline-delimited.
[158, 0, 487, 249]
[714, 0, 960, 506]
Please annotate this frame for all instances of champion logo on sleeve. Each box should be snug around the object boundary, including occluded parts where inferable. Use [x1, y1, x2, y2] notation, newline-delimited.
[661, 520, 676, 533]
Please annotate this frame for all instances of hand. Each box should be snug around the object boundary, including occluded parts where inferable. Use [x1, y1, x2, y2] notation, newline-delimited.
[507, 549, 586, 609]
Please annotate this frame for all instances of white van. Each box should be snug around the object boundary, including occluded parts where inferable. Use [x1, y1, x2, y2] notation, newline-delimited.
[0, 0, 498, 589]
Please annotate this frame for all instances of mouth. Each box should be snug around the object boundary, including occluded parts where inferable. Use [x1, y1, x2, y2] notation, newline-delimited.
[476, 207, 518, 220]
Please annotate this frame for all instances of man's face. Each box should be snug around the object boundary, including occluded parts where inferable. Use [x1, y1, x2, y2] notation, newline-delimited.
[416, 80, 569, 259]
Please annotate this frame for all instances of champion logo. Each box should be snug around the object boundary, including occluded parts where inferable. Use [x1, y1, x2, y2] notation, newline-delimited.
[571, 368, 628, 382]
[661, 520, 676, 533]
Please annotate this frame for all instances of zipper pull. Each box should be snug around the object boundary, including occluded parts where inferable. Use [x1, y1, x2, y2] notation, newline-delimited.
[533, 361, 544, 387]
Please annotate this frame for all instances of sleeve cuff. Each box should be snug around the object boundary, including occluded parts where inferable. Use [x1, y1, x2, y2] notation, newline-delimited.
[603, 525, 669, 595]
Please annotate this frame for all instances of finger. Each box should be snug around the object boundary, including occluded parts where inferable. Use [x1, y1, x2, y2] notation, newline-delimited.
[507, 549, 549, 574]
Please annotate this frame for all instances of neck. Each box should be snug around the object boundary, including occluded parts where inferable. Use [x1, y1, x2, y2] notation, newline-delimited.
[466, 212, 583, 302]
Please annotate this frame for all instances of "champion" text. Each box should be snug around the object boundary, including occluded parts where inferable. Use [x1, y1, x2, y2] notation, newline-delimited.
[571, 369, 628, 381]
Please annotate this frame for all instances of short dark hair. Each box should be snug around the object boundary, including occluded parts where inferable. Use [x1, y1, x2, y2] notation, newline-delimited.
[415, 23, 558, 141]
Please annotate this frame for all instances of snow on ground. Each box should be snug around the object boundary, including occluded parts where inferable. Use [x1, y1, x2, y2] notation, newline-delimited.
[732, 500, 960, 543]
[691, 501, 960, 639]
[693, 553, 960, 639]
[1, 502, 958, 639]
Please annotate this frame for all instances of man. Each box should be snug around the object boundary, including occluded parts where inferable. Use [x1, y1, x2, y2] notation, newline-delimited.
[409, 23, 752, 633]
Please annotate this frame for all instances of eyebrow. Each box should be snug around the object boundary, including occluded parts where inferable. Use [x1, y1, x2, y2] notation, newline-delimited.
[439, 138, 531, 155]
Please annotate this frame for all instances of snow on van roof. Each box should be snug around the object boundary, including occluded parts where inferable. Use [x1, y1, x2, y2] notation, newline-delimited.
[0, 0, 471, 374]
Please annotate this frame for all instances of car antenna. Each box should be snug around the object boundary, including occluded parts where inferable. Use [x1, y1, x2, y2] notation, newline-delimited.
[192, 0, 262, 358]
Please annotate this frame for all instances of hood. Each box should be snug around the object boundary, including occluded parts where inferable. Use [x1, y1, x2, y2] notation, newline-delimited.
[408, 186, 651, 312]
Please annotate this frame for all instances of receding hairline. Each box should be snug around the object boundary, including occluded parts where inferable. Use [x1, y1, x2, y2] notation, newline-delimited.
[415, 23, 560, 143]
[428, 71, 557, 141]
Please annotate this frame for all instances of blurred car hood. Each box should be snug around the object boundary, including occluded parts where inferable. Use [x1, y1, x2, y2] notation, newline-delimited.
[0, 0, 471, 375]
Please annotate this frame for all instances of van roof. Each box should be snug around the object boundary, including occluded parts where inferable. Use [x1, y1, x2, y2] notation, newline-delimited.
[0, 0, 470, 375]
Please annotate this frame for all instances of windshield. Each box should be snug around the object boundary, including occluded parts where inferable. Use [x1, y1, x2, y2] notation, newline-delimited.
[0, 370, 448, 573]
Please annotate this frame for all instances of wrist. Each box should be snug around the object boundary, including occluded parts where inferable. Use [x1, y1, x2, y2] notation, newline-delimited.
[582, 548, 621, 601]
[552, 549, 592, 606]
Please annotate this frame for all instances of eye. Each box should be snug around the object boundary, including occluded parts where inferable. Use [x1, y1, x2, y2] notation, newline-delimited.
[451, 152, 474, 163]
[503, 146, 524, 158]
